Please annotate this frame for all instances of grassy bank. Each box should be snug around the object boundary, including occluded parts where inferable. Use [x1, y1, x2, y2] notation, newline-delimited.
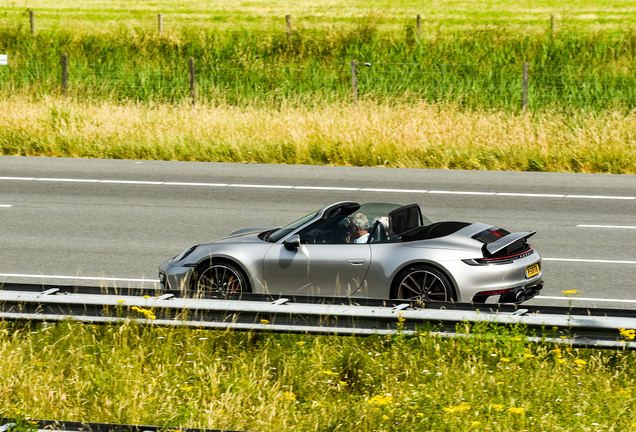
[2, 97, 636, 173]
[1, 319, 635, 431]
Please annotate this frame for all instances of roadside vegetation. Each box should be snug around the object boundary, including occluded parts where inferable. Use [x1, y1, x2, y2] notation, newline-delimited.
[1, 1, 636, 171]
[2, 97, 636, 173]
[2, 319, 636, 431]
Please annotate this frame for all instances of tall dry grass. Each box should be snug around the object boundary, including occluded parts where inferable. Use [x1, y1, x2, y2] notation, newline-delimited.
[1, 96, 636, 173]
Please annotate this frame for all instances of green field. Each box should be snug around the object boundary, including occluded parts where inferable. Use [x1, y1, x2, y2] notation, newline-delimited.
[2, 1, 636, 110]
[2, 0, 636, 34]
[2, 319, 636, 431]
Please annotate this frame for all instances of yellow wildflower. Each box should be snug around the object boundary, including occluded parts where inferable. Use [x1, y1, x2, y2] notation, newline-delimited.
[619, 328, 636, 341]
[369, 395, 393, 406]
[508, 407, 525, 414]
[282, 391, 296, 401]
[574, 359, 587, 367]
[491, 404, 505, 411]
[500, 357, 510, 362]
[260, 319, 270, 324]
[561, 290, 580, 296]
[443, 402, 471, 413]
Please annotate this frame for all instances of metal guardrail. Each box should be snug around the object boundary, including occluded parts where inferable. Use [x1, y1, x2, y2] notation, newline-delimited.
[0, 418, 249, 432]
[0, 282, 635, 349]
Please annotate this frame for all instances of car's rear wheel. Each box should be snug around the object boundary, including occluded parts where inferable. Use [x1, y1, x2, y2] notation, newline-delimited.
[391, 265, 455, 302]
[192, 261, 250, 293]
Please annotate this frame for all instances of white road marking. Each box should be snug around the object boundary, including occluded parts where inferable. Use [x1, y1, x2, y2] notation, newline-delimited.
[0, 273, 159, 283]
[428, 190, 496, 195]
[229, 184, 293, 189]
[35, 178, 99, 183]
[165, 182, 228, 187]
[361, 188, 428, 193]
[294, 186, 360, 191]
[0, 177, 35, 180]
[0, 176, 634, 200]
[100, 180, 163, 185]
[577, 225, 636, 229]
[565, 195, 635, 200]
[537, 295, 636, 304]
[543, 258, 636, 264]
[0, 205, 13, 208]
[497, 193, 565, 198]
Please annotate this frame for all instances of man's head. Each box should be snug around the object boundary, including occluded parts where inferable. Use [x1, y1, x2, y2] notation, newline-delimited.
[349, 213, 370, 240]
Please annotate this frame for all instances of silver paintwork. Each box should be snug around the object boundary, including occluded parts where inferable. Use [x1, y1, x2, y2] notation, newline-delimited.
[159, 201, 543, 303]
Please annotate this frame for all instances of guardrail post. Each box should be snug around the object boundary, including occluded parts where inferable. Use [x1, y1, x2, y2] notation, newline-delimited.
[522, 62, 529, 110]
[351, 60, 358, 104]
[158, 13, 163, 34]
[416, 14, 421, 40]
[61, 53, 68, 96]
[189, 57, 196, 107]
[30, 10, 35, 35]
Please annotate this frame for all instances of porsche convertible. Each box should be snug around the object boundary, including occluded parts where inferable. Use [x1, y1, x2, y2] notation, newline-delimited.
[159, 201, 543, 304]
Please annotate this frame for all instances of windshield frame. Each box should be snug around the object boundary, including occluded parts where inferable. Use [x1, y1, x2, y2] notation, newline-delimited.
[265, 211, 319, 243]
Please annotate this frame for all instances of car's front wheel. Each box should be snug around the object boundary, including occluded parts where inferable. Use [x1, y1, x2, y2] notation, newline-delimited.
[192, 261, 250, 293]
[391, 265, 456, 302]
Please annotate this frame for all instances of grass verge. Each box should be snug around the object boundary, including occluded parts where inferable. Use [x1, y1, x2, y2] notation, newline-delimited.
[2, 319, 635, 431]
[2, 97, 636, 173]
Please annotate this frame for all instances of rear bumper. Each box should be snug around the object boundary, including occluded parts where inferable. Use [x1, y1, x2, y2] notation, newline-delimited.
[472, 278, 544, 305]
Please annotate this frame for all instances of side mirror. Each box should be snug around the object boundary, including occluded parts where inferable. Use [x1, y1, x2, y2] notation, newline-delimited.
[283, 234, 301, 251]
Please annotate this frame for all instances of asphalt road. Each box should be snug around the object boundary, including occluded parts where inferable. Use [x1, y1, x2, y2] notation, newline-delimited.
[1, 156, 635, 309]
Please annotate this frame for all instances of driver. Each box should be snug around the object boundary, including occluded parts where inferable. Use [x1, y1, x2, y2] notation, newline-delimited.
[348, 213, 370, 244]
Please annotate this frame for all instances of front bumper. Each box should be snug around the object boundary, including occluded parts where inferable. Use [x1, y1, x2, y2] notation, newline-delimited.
[159, 260, 193, 291]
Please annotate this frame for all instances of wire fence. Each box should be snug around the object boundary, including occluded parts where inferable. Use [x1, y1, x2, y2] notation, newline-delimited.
[2, 57, 636, 109]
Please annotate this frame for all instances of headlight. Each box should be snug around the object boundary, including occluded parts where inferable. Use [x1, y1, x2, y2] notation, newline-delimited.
[176, 244, 198, 263]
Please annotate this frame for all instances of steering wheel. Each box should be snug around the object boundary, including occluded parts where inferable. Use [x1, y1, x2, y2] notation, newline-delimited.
[313, 231, 326, 244]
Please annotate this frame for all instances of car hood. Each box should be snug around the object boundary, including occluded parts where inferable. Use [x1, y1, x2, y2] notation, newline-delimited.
[206, 231, 269, 245]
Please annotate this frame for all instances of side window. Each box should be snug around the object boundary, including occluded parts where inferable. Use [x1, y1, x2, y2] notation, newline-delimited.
[298, 215, 349, 244]
[389, 205, 423, 235]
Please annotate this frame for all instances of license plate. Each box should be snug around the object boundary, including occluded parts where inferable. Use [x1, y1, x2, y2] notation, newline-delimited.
[526, 263, 540, 278]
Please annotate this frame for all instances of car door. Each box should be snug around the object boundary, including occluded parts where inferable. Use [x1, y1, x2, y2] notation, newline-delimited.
[262, 243, 371, 297]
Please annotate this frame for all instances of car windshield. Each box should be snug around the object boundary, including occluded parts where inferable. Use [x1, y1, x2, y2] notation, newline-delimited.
[266, 211, 319, 243]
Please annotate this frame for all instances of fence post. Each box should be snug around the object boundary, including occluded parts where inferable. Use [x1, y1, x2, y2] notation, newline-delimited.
[285, 14, 292, 44]
[189, 57, 196, 107]
[416, 14, 421, 40]
[158, 13, 163, 34]
[522, 62, 529, 110]
[351, 60, 358, 104]
[30, 10, 35, 35]
[550, 14, 555, 38]
[61, 53, 68, 96]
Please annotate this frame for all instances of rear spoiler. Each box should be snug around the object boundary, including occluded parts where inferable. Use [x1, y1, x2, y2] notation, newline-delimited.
[486, 231, 536, 256]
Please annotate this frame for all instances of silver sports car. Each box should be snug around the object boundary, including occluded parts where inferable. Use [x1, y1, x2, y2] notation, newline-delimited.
[159, 201, 543, 304]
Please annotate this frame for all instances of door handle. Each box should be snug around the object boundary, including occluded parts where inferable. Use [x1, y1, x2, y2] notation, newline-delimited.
[346, 259, 366, 265]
